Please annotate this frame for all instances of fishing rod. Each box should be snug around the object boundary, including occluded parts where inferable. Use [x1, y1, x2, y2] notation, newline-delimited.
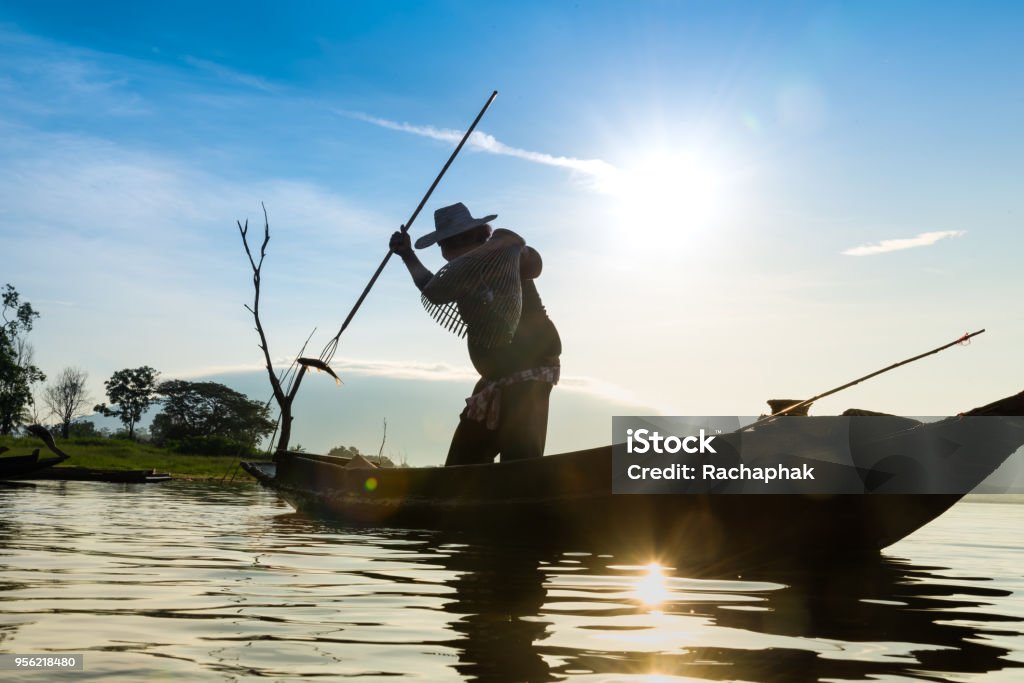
[744, 329, 986, 430]
[298, 90, 499, 380]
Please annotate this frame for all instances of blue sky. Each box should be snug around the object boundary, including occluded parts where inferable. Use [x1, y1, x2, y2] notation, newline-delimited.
[1, 2, 1022, 460]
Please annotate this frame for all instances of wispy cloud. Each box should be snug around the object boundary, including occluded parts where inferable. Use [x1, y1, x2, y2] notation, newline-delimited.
[176, 358, 476, 384]
[842, 230, 966, 256]
[182, 55, 276, 92]
[0, 26, 150, 117]
[340, 110, 618, 189]
[0, 126, 384, 248]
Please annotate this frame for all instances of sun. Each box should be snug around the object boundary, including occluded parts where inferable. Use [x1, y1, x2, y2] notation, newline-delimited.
[603, 149, 726, 243]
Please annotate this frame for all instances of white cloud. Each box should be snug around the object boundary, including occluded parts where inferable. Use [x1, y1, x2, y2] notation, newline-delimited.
[177, 355, 653, 408]
[842, 230, 966, 256]
[340, 110, 618, 189]
[293, 357, 479, 383]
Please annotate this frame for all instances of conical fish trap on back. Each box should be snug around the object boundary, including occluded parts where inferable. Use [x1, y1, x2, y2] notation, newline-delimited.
[420, 230, 525, 348]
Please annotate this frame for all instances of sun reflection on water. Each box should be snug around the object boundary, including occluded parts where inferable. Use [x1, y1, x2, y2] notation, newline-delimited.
[632, 561, 671, 610]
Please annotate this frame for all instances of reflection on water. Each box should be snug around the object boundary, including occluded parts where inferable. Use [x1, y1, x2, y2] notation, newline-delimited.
[0, 481, 1021, 681]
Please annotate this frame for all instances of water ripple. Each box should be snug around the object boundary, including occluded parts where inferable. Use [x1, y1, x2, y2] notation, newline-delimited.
[0, 481, 1021, 681]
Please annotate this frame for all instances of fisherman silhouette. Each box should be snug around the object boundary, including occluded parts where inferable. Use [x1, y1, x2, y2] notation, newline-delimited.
[390, 202, 561, 466]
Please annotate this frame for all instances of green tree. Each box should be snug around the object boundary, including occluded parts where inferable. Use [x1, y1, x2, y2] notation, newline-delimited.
[94, 366, 160, 440]
[61, 420, 104, 439]
[0, 284, 45, 435]
[150, 380, 275, 451]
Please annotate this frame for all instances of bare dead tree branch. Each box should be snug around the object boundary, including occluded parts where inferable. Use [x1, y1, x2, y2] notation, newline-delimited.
[237, 204, 306, 453]
[238, 204, 286, 410]
[43, 367, 91, 438]
[262, 328, 317, 455]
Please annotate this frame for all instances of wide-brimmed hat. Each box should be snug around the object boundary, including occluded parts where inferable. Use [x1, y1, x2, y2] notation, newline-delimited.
[414, 202, 497, 249]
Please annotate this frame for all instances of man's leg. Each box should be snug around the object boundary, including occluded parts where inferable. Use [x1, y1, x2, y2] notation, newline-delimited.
[496, 380, 552, 462]
[445, 378, 500, 466]
[445, 413, 500, 466]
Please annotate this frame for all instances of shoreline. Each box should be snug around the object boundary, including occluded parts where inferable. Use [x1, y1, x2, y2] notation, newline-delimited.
[0, 435, 264, 481]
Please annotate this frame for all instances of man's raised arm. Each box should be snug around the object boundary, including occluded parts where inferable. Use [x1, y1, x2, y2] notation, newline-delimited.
[389, 230, 433, 291]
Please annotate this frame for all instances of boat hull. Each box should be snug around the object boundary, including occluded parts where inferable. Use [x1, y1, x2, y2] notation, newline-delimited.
[244, 391, 1024, 563]
[244, 452, 961, 563]
[0, 453, 66, 479]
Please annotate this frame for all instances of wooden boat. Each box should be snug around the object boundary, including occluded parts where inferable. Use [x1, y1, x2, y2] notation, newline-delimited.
[20, 467, 172, 483]
[243, 390, 1024, 564]
[0, 426, 69, 479]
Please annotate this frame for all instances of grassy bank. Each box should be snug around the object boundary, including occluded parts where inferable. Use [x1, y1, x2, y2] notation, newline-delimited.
[0, 434, 267, 480]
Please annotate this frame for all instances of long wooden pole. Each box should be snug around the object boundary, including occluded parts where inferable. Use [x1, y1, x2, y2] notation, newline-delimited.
[748, 329, 985, 428]
[308, 91, 499, 369]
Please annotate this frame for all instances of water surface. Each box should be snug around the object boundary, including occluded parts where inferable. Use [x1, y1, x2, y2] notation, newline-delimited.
[0, 481, 1021, 681]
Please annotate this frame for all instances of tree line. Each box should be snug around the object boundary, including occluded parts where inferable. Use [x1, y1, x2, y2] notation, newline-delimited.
[1, 284, 275, 456]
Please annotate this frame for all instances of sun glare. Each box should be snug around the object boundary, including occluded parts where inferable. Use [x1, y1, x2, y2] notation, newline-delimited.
[632, 561, 671, 608]
[605, 150, 725, 240]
